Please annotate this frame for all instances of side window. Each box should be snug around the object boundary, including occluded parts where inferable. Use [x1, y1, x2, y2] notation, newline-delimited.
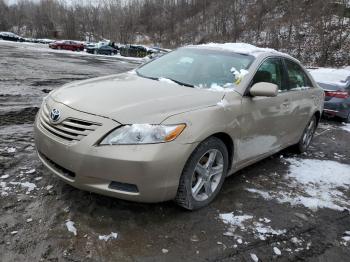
[252, 58, 285, 91]
[285, 60, 313, 89]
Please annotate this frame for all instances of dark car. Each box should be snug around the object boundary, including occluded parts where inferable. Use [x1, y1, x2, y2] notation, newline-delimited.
[49, 40, 84, 51]
[310, 68, 350, 122]
[147, 47, 170, 59]
[120, 45, 151, 57]
[0, 32, 25, 42]
[86, 45, 117, 55]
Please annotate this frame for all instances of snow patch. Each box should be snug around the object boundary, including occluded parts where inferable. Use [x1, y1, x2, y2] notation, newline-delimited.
[98, 232, 118, 241]
[6, 147, 16, 153]
[194, 82, 235, 92]
[9, 181, 36, 193]
[158, 77, 177, 85]
[340, 124, 350, 133]
[246, 158, 350, 211]
[254, 222, 286, 240]
[309, 67, 350, 87]
[219, 212, 253, 233]
[219, 212, 285, 241]
[231, 67, 249, 84]
[217, 98, 230, 108]
[342, 231, 350, 245]
[65, 220, 77, 236]
[273, 247, 281, 255]
[290, 86, 311, 91]
[196, 43, 291, 58]
[250, 253, 259, 262]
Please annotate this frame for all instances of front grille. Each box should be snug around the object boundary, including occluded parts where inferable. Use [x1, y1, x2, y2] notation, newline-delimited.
[39, 103, 101, 142]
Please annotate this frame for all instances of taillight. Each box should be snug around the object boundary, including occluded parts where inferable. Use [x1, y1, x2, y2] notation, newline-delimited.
[324, 90, 349, 99]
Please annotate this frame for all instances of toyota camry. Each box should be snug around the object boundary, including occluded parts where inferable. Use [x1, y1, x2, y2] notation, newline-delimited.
[34, 43, 324, 210]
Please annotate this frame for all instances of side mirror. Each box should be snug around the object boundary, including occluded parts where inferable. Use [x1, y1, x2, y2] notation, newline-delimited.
[250, 82, 278, 97]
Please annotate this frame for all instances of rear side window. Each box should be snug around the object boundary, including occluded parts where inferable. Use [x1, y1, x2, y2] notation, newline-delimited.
[285, 60, 313, 90]
[252, 58, 285, 91]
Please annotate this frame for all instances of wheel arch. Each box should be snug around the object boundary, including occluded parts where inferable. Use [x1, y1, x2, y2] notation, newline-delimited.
[210, 132, 234, 171]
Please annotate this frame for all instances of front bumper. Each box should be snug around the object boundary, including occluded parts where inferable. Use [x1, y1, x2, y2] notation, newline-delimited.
[34, 102, 198, 203]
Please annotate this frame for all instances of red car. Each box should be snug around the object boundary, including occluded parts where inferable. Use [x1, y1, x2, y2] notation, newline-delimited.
[49, 41, 84, 51]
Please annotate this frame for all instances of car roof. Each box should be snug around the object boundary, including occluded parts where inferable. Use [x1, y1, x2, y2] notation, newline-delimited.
[185, 43, 295, 60]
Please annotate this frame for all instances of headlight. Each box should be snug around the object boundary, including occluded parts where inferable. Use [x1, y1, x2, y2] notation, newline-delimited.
[99, 124, 186, 145]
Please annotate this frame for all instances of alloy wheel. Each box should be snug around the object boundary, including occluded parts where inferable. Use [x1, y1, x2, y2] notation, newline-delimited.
[302, 119, 315, 148]
[191, 149, 224, 201]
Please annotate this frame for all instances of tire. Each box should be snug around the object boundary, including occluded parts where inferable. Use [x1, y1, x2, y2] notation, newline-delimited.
[94, 50, 98, 55]
[175, 137, 228, 210]
[111, 52, 115, 56]
[345, 112, 350, 123]
[295, 115, 317, 153]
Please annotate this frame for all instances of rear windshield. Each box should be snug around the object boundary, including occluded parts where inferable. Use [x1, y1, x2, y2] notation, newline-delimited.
[137, 48, 254, 88]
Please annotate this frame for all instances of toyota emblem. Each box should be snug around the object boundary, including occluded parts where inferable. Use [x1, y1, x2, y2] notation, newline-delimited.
[50, 108, 61, 122]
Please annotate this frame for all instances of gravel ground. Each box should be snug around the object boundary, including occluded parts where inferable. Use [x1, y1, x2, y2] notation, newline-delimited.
[0, 41, 350, 262]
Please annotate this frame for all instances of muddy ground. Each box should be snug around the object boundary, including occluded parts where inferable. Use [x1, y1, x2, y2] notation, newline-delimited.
[0, 41, 350, 262]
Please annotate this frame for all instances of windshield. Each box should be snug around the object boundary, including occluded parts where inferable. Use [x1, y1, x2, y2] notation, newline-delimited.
[136, 47, 254, 88]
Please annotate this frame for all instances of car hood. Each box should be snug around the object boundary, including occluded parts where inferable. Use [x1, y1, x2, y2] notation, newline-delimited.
[51, 72, 225, 124]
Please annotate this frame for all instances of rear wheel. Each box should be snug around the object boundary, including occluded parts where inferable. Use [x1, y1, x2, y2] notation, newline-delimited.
[175, 137, 228, 210]
[345, 112, 350, 123]
[295, 115, 317, 153]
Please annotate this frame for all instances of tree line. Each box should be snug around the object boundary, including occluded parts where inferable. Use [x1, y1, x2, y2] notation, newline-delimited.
[1, 0, 349, 66]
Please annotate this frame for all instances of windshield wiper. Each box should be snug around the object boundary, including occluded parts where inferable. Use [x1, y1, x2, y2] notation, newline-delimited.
[163, 78, 194, 87]
[136, 70, 194, 87]
[136, 70, 158, 81]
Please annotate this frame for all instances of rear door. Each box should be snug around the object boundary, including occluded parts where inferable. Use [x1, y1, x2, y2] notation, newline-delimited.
[282, 59, 316, 143]
[237, 57, 292, 164]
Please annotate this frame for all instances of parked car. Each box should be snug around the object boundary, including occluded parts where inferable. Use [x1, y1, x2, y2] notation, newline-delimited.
[147, 47, 170, 59]
[34, 43, 324, 210]
[120, 45, 151, 57]
[0, 32, 25, 42]
[86, 44, 118, 55]
[37, 38, 55, 44]
[49, 40, 84, 51]
[309, 68, 350, 122]
[84, 42, 97, 49]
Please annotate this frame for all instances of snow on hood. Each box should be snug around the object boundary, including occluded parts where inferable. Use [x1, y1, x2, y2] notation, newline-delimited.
[192, 42, 291, 58]
[51, 72, 225, 124]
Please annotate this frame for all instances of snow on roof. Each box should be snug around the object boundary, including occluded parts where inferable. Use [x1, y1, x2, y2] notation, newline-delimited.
[190, 42, 291, 58]
[309, 67, 350, 86]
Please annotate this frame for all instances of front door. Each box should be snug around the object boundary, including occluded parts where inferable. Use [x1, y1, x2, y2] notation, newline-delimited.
[236, 57, 291, 164]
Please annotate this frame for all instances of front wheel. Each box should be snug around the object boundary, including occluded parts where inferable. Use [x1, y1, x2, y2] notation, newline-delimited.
[295, 115, 317, 153]
[175, 137, 228, 210]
